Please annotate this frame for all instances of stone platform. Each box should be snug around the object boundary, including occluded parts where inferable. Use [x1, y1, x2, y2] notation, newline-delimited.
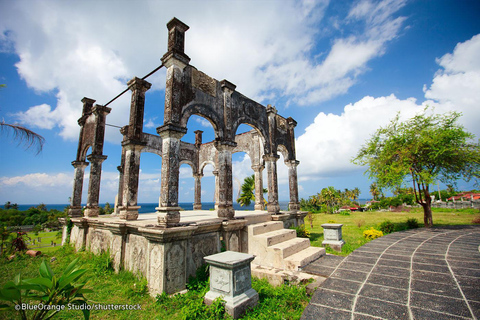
[63, 210, 312, 296]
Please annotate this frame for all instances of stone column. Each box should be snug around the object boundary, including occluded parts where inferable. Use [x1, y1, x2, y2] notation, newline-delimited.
[119, 144, 144, 220]
[84, 154, 107, 217]
[286, 160, 300, 212]
[68, 161, 89, 217]
[251, 165, 265, 211]
[264, 155, 280, 214]
[193, 173, 203, 210]
[213, 170, 219, 210]
[156, 126, 186, 227]
[114, 164, 123, 215]
[215, 141, 236, 219]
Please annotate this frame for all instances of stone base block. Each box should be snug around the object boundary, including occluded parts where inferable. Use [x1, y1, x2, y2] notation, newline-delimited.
[68, 207, 83, 217]
[193, 204, 202, 210]
[205, 288, 258, 319]
[156, 207, 181, 227]
[267, 203, 280, 214]
[84, 207, 99, 217]
[119, 206, 140, 220]
[322, 240, 345, 252]
[217, 206, 235, 219]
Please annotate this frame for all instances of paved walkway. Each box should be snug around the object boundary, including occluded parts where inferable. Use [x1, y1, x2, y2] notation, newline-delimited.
[301, 225, 480, 320]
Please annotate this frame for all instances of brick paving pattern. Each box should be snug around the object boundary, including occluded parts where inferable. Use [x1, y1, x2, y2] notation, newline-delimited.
[301, 225, 480, 320]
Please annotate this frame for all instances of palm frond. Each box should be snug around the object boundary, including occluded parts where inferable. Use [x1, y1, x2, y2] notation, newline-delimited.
[1, 121, 45, 154]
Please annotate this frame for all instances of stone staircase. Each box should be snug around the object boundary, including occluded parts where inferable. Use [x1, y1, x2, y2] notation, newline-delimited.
[247, 221, 325, 271]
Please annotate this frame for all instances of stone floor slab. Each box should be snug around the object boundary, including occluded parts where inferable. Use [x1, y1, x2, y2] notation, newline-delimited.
[302, 226, 480, 320]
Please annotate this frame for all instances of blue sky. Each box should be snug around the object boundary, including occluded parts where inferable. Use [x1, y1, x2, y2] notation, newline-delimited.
[1, 0, 479, 205]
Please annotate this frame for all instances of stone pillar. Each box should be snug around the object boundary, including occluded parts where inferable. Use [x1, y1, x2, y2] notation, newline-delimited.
[114, 164, 123, 215]
[213, 170, 219, 210]
[156, 126, 186, 227]
[264, 155, 280, 214]
[84, 154, 107, 217]
[68, 161, 89, 217]
[215, 141, 236, 219]
[119, 144, 144, 220]
[286, 160, 300, 212]
[251, 165, 265, 211]
[193, 173, 203, 210]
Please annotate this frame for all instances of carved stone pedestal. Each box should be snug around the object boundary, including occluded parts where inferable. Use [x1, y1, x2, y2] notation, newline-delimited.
[321, 223, 345, 251]
[204, 251, 258, 319]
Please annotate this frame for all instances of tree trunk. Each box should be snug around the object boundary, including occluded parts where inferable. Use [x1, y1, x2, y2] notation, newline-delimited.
[423, 188, 433, 227]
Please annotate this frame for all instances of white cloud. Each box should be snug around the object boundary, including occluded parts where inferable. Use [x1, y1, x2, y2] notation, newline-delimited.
[14, 104, 58, 129]
[0, 172, 71, 188]
[296, 33, 480, 181]
[0, 0, 407, 143]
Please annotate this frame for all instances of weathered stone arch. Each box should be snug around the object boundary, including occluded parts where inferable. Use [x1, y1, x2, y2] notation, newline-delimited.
[200, 160, 216, 174]
[179, 160, 196, 174]
[180, 104, 223, 140]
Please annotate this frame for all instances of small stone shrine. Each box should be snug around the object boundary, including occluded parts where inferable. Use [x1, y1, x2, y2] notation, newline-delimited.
[321, 223, 345, 251]
[204, 251, 258, 319]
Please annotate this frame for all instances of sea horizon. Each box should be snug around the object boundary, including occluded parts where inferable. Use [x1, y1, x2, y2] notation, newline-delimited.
[3, 199, 372, 212]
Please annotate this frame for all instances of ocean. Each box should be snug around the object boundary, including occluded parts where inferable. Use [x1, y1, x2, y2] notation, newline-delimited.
[4, 199, 371, 212]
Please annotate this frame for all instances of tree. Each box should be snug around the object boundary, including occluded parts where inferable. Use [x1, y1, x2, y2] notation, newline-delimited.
[237, 175, 267, 207]
[1, 84, 45, 154]
[353, 110, 480, 227]
[369, 182, 381, 200]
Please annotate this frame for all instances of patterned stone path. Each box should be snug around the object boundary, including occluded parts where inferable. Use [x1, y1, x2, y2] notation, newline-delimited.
[301, 225, 480, 320]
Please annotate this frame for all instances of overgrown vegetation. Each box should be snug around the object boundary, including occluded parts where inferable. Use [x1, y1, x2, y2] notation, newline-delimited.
[1, 245, 311, 319]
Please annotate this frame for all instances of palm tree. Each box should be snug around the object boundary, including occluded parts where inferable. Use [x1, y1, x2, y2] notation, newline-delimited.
[369, 182, 381, 201]
[1, 84, 45, 154]
[237, 174, 267, 207]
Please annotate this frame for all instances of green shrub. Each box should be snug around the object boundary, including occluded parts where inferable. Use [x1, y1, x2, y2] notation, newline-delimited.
[406, 217, 419, 229]
[0, 258, 92, 319]
[378, 220, 395, 234]
[292, 224, 310, 238]
[363, 228, 383, 240]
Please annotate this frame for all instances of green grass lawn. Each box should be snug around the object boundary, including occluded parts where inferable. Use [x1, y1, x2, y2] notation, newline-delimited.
[0, 245, 310, 320]
[25, 231, 63, 253]
[306, 207, 480, 256]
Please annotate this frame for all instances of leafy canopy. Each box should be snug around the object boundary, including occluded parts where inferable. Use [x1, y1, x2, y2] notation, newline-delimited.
[353, 110, 480, 192]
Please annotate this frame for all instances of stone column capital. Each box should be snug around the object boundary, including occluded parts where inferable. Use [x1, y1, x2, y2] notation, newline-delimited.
[212, 170, 219, 176]
[157, 124, 187, 139]
[86, 154, 108, 164]
[92, 104, 112, 116]
[193, 173, 204, 179]
[285, 160, 300, 168]
[286, 117, 297, 128]
[266, 104, 277, 115]
[220, 79, 236, 94]
[121, 141, 146, 152]
[251, 164, 265, 172]
[128, 77, 152, 92]
[214, 140, 237, 151]
[72, 161, 89, 169]
[263, 154, 279, 162]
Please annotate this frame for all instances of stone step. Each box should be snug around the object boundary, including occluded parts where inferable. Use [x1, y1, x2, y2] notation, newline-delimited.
[284, 247, 326, 271]
[254, 229, 297, 247]
[249, 221, 284, 236]
[269, 237, 311, 259]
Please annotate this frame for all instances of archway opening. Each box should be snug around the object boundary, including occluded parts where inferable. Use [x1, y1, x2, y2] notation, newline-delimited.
[137, 152, 162, 213]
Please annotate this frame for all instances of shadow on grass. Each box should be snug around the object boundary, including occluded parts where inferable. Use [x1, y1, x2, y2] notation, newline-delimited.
[309, 232, 323, 243]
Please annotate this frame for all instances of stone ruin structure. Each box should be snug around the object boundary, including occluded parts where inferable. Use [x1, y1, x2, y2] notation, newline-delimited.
[63, 18, 322, 296]
[68, 17, 300, 225]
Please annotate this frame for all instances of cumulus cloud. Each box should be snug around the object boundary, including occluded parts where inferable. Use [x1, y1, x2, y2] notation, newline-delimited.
[0, 0, 408, 143]
[296, 33, 480, 181]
